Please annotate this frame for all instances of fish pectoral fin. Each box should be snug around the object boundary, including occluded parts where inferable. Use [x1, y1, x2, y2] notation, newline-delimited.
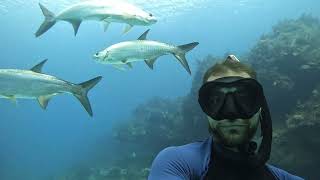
[119, 60, 133, 69]
[145, 58, 158, 70]
[123, 24, 133, 34]
[38, 95, 53, 110]
[138, 29, 150, 40]
[102, 20, 110, 32]
[126, 62, 133, 69]
[112, 64, 127, 71]
[69, 20, 82, 36]
[30, 59, 48, 73]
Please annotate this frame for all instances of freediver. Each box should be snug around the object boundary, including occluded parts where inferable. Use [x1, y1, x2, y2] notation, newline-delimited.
[148, 55, 303, 180]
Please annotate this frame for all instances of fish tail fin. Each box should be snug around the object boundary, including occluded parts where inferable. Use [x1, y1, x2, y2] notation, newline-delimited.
[177, 42, 200, 53]
[35, 3, 56, 37]
[174, 42, 199, 75]
[73, 76, 102, 117]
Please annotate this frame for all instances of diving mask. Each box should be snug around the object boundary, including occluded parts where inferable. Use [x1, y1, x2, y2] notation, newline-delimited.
[198, 76, 265, 120]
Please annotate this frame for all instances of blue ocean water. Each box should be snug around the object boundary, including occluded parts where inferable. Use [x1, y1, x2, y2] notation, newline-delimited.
[0, 0, 319, 179]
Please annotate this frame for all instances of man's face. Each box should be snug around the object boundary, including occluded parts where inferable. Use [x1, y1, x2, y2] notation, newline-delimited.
[206, 71, 260, 147]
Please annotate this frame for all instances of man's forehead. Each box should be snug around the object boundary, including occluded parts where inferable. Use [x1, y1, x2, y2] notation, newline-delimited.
[207, 71, 251, 82]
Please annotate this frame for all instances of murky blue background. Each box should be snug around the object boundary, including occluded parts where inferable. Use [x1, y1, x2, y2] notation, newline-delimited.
[0, 0, 319, 179]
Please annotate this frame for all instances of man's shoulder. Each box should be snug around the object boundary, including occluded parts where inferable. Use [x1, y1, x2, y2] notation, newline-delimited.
[267, 165, 304, 180]
[161, 138, 212, 161]
[157, 139, 210, 164]
[149, 138, 212, 179]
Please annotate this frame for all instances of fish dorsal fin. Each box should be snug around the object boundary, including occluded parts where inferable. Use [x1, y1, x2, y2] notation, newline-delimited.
[69, 20, 82, 36]
[38, 94, 53, 110]
[138, 29, 150, 40]
[30, 59, 48, 73]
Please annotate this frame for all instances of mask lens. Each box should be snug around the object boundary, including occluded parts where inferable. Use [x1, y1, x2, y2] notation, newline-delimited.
[198, 77, 263, 120]
[234, 80, 261, 117]
[206, 89, 225, 117]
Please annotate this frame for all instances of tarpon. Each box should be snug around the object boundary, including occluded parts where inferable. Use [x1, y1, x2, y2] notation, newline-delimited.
[0, 60, 102, 116]
[93, 30, 199, 74]
[35, 0, 157, 37]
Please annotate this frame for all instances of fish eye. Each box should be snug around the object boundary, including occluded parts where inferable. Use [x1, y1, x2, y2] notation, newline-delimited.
[95, 52, 99, 56]
[149, 13, 153, 17]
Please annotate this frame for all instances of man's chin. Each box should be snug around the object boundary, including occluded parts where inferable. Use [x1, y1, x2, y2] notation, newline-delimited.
[221, 134, 248, 147]
[217, 128, 250, 147]
[210, 120, 257, 147]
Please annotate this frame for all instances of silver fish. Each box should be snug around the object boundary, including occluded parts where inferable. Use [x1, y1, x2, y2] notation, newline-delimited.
[93, 30, 199, 74]
[35, 0, 157, 37]
[0, 60, 102, 116]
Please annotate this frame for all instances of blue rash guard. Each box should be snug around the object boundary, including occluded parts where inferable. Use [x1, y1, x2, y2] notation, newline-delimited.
[148, 137, 303, 180]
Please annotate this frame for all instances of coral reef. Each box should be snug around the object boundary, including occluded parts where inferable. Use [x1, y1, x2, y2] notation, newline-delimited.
[271, 85, 320, 180]
[113, 97, 187, 147]
[248, 14, 320, 126]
